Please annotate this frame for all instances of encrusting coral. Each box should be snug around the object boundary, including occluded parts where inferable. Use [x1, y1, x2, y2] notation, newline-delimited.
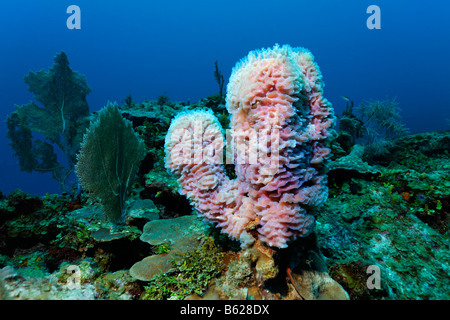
[165, 44, 335, 248]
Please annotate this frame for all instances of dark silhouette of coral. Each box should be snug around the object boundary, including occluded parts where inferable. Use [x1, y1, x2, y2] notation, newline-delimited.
[214, 60, 225, 96]
[6, 52, 91, 194]
[336, 96, 365, 152]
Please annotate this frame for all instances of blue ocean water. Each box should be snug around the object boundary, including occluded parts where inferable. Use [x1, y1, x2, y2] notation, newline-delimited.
[0, 0, 449, 195]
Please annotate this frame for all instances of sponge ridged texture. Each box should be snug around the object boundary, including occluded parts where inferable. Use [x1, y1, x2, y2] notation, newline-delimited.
[165, 44, 335, 248]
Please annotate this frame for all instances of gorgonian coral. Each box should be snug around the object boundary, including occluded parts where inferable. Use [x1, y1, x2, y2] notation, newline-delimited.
[165, 44, 335, 248]
[76, 102, 146, 223]
[6, 52, 91, 194]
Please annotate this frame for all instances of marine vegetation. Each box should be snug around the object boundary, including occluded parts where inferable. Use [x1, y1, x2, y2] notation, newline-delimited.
[6, 52, 91, 194]
[335, 96, 409, 161]
[122, 93, 135, 109]
[354, 97, 409, 159]
[213, 60, 225, 96]
[141, 236, 224, 300]
[76, 102, 146, 223]
[335, 96, 365, 152]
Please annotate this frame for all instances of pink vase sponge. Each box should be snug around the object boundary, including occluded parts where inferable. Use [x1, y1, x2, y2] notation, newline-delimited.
[165, 44, 335, 248]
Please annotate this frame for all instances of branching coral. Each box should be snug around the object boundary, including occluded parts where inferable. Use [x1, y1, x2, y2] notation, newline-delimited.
[165, 45, 335, 248]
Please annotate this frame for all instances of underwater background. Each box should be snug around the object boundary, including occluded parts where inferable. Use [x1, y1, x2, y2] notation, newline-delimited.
[0, 0, 449, 301]
[1, 0, 449, 195]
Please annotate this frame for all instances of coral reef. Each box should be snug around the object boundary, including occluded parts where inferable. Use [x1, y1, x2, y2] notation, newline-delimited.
[328, 144, 380, 175]
[141, 237, 225, 300]
[0, 105, 448, 300]
[319, 130, 450, 299]
[1, 50, 449, 301]
[165, 44, 335, 248]
[130, 215, 208, 281]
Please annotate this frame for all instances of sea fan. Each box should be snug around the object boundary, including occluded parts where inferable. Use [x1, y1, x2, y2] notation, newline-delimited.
[6, 52, 91, 194]
[76, 102, 146, 223]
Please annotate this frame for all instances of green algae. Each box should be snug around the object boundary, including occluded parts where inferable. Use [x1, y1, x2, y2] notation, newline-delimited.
[141, 237, 224, 300]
